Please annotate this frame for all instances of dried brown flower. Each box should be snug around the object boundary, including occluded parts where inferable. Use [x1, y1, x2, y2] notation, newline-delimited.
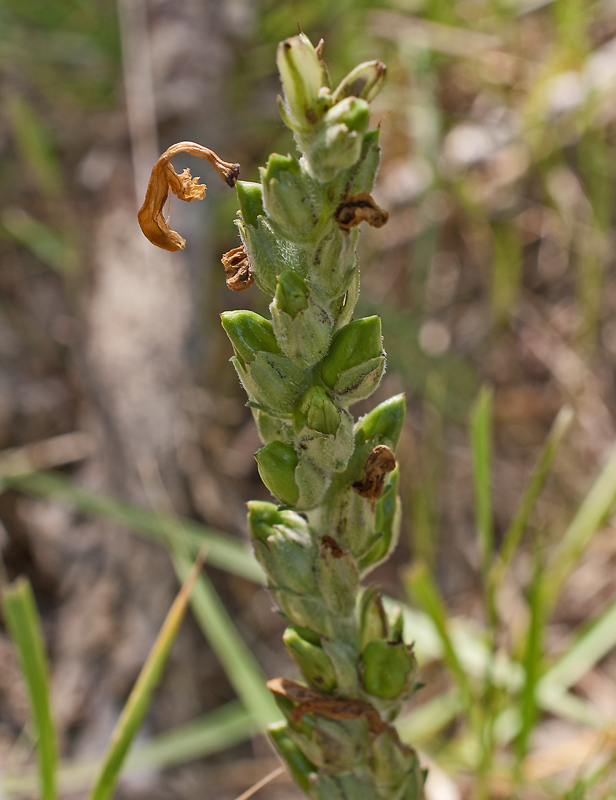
[138, 141, 240, 252]
[221, 245, 254, 291]
[335, 193, 389, 231]
[353, 445, 396, 499]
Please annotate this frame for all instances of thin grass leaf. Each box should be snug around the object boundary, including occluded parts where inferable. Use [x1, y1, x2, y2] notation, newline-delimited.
[540, 595, 616, 693]
[470, 385, 494, 584]
[170, 548, 280, 729]
[490, 405, 573, 592]
[515, 554, 546, 764]
[1, 207, 78, 276]
[2, 577, 58, 800]
[87, 553, 204, 800]
[396, 688, 462, 744]
[0, 701, 253, 798]
[5, 471, 264, 585]
[406, 562, 474, 710]
[543, 443, 616, 612]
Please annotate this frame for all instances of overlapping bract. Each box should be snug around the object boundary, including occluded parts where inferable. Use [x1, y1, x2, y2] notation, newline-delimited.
[222, 33, 425, 800]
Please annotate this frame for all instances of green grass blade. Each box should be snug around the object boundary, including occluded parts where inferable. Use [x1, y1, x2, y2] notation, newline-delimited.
[406, 562, 474, 709]
[470, 385, 494, 583]
[2, 577, 58, 800]
[5, 471, 264, 585]
[87, 554, 203, 800]
[396, 689, 462, 744]
[170, 548, 280, 730]
[493, 405, 573, 582]
[0, 702, 253, 797]
[540, 596, 616, 693]
[543, 443, 616, 612]
[515, 555, 546, 764]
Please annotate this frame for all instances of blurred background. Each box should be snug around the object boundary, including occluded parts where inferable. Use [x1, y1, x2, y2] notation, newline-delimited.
[2, 0, 616, 798]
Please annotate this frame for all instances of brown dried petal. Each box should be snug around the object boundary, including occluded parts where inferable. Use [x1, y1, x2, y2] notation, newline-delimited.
[138, 141, 240, 252]
[221, 245, 254, 291]
[335, 193, 389, 231]
[353, 445, 396, 499]
[319, 534, 345, 559]
[267, 677, 385, 735]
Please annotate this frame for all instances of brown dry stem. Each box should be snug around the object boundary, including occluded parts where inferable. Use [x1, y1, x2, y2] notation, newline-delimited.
[138, 142, 240, 252]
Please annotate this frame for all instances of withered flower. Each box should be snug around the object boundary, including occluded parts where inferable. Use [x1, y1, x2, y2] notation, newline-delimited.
[221, 245, 254, 291]
[335, 192, 389, 231]
[138, 141, 240, 252]
[353, 444, 396, 499]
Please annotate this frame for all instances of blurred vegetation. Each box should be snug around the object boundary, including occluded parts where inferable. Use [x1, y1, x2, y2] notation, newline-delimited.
[2, 0, 616, 799]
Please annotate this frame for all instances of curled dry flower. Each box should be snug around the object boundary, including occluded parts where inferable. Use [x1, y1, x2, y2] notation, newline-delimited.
[335, 193, 389, 231]
[221, 245, 254, 291]
[138, 141, 240, 252]
[353, 445, 396, 499]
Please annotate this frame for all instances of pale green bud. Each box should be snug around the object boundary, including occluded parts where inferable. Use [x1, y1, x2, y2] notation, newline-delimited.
[296, 410, 354, 473]
[332, 60, 387, 105]
[220, 310, 280, 367]
[271, 273, 333, 368]
[236, 180, 264, 227]
[369, 726, 418, 796]
[355, 393, 406, 450]
[300, 97, 370, 182]
[293, 455, 330, 510]
[316, 536, 359, 618]
[321, 316, 385, 405]
[321, 316, 383, 387]
[235, 215, 284, 296]
[277, 33, 327, 133]
[283, 626, 337, 692]
[308, 228, 357, 301]
[255, 441, 299, 507]
[247, 501, 318, 594]
[272, 589, 330, 634]
[287, 714, 369, 776]
[253, 408, 293, 445]
[361, 639, 416, 700]
[320, 638, 361, 694]
[232, 351, 310, 417]
[359, 586, 388, 650]
[331, 129, 381, 205]
[358, 467, 401, 575]
[269, 722, 316, 796]
[260, 154, 319, 243]
[295, 386, 339, 435]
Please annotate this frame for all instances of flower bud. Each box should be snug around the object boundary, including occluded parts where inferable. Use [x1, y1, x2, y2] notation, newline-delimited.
[269, 722, 316, 795]
[271, 273, 333, 368]
[332, 60, 387, 105]
[355, 393, 406, 450]
[369, 726, 419, 795]
[308, 228, 357, 301]
[247, 501, 318, 595]
[277, 33, 327, 133]
[236, 180, 264, 227]
[220, 310, 280, 367]
[359, 586, 388, 651]
[358, 467, 401, 575]
[252, 408, 293, 445]
[361, 639, 416, 700]
[255, 441, 299, 507]
[321, 316, 385, 405]
[331, 129, 381, 207]
[295, 386, 339, 436]
[287, 713, 369, 775]
[300, 96, 370, 182]
[283, 626, 337, 692]
[260, 154, 319, 242]
[232, 350, 310, 418]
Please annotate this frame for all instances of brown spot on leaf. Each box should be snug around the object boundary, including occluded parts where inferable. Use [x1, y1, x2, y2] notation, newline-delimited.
[353, 445, 396, 499]
[221, 245, 254, 291]
[138, 141, 240, 252]
[335, 193, 389, 231]
[319, 534, 345, 558]
[267, 677, 385, 735]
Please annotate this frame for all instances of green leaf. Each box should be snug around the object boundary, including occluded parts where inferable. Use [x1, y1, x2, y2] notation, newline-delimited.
[87, 555, 203, 800]
[2, 577, 58, 800]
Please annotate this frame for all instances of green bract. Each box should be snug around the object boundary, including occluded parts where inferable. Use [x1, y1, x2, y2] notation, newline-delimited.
[224, 32, 425, 800]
